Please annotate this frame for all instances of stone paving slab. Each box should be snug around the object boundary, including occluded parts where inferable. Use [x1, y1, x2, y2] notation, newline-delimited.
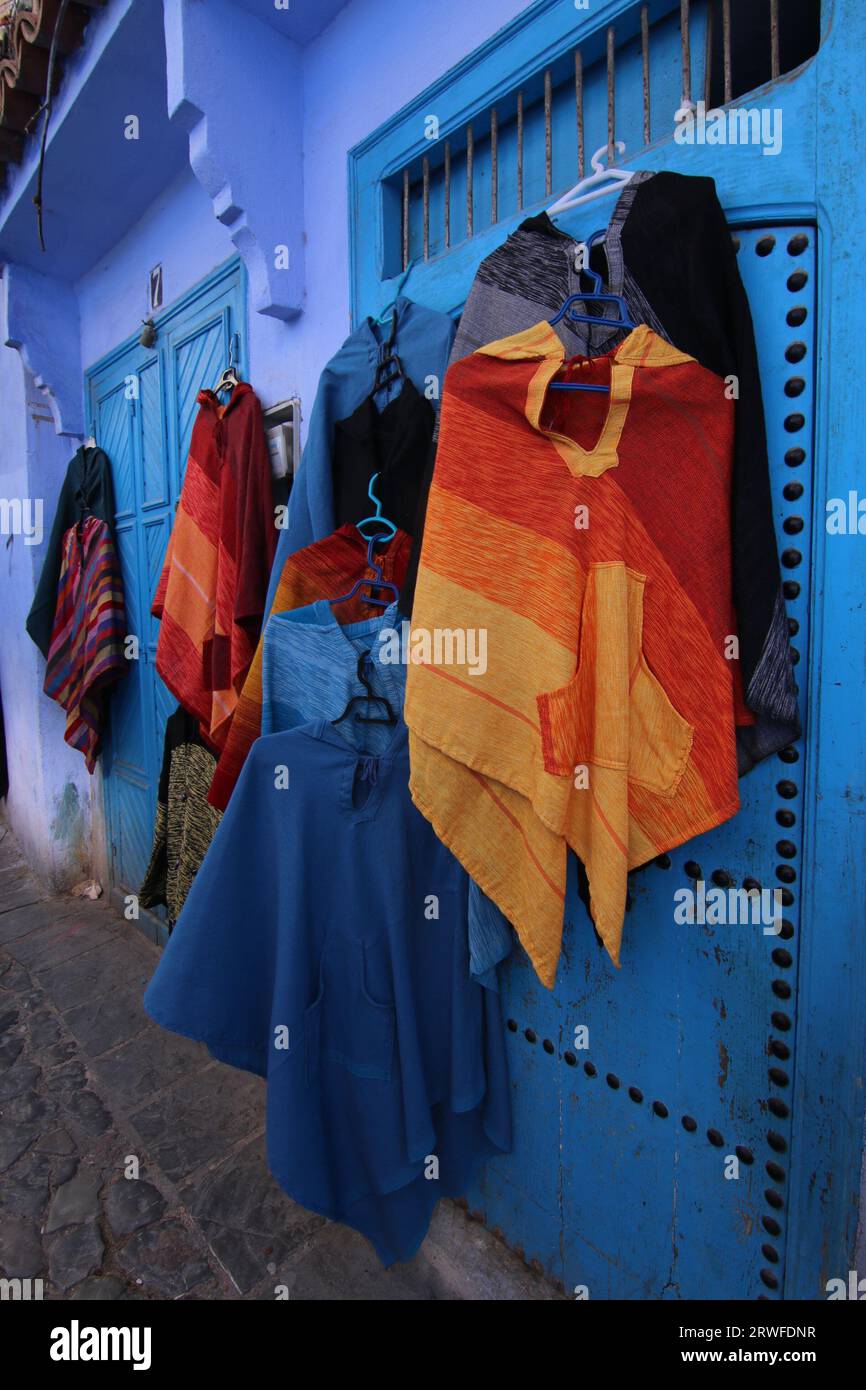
[130, 1067, 267, 1185]
[0, 822, 563, 1301]
[4, 916, 122, 972]
[0, 870, 49, 914]
[92, 1026, 207, 1108]
[0, 899, 82, 947]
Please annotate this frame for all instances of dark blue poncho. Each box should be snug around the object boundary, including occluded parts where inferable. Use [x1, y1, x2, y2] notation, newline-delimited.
[145, 605, 510, 1265]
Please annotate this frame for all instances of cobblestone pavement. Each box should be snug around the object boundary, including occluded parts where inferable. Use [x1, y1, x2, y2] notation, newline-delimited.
[0, 825, 561, 1301]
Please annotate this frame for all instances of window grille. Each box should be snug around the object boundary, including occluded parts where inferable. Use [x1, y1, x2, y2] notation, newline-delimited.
[389, 0, 821, 274]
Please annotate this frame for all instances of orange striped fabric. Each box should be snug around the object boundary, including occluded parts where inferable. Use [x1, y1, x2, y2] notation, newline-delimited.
[207, 526, 412, 811]
[152, 384, 276, 752]
[405, 322, 741, 988]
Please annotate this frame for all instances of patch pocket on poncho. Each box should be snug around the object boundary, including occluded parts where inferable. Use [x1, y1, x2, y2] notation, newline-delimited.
[628, 643, 694, 795]
[537, 562, 693, 795]
[304, 934, 396, 1084]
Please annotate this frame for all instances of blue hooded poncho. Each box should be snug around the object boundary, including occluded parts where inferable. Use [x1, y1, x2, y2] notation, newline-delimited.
[144, 603, 510, 1265]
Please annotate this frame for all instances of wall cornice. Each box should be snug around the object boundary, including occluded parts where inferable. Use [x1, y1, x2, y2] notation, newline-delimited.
[164, 0, 306, 323]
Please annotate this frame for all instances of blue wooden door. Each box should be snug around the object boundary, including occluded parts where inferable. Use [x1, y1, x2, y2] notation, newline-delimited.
[463, 224, 815, 1298]
[85, 259, 246, 900]
[347, 0, 865, 1299]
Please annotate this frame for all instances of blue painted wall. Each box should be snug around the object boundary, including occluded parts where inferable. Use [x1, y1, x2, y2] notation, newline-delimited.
[0, 0, 532, 891]
[0, 0, 189, 280]
[0, 314, 93, 887]
[296, 0, 530, 359]
[169, 0, 532, 410]
[76, 167, 234, 372]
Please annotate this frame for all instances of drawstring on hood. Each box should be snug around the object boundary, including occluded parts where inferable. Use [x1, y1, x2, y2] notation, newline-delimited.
[358, 755, 379, 785]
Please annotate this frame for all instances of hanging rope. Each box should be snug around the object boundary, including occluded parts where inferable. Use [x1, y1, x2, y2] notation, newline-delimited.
[27, 0, 71, 252]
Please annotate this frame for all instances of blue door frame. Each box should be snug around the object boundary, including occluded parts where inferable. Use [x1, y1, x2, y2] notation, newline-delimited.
[349, 0, 866, 1299]
[84, 257, 247, 929]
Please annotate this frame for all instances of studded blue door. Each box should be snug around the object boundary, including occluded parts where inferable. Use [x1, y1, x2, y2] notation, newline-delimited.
[85, 259, 246, 899]
[459, 227, 815, 1298]
[344, 0, 853, 1297]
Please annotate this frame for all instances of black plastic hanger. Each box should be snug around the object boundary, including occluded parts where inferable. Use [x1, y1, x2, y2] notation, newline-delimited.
[372, 308, 406, 398]
[332, 651, 397, 727]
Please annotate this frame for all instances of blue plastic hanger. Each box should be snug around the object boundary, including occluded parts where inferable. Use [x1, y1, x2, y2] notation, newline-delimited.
[330, 475, 399, 609]
[330, 531, 399, 610]
[548, 229, 636, 393]
[356, 472, 397, 543]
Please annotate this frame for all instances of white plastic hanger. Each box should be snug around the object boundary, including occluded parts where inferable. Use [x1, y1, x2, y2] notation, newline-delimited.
[213, 332, 241, 395]
[547, 142, 634, 216]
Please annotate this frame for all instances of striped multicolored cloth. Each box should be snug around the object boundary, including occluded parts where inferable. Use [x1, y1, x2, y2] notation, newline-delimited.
[152, 383, 276, 752]
[43, 515, 127, 773]
[405, 322, 743, 988]
[207, 526, 412, 811]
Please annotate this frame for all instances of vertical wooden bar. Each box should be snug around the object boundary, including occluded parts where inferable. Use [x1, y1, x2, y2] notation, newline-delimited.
[607, 25, 616, 162]
[516, 90, 524, 210]
[680, 0, 692, 108]
[770, 0, 780, 80]
[575, 51, 584, 179]
[723, 0, 732, 104]
[490, 106, 498, 225]
[641, 5, 650, 146]
[544, 68, 552, 197]
[444, 140, 451, 250]
[401, 166, 409, 271]
[422, 155, 430, 261]
[466, 122, 474, 239]
[704, 0, 714, 107]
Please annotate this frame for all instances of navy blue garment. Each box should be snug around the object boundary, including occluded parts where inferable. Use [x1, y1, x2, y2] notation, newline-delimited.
[144, 717, 511, 1265]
